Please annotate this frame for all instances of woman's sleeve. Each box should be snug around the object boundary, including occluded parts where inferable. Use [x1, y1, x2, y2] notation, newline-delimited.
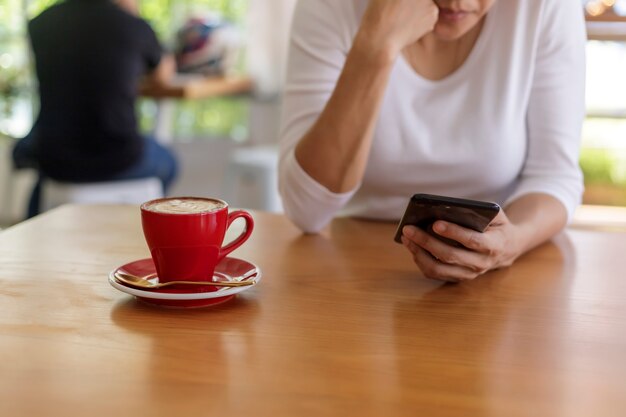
[278, 0, 358, 233]
[504, 0, 587, 221]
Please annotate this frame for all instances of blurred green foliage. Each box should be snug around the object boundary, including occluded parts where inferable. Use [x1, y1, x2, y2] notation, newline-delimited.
[579, 146, 626, 206]
[580, 118, 626, 188]
[580, 148, 618, 184]
[579, 147, 626, 206]
[137, 96, 249, 141]
[139, 0, 248, 41]
[0, 64, 28, 119]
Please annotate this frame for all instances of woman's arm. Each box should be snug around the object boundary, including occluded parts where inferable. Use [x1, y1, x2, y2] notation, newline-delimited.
[503, 0, 587, 221]
[279, 0, 438, 232]
[400, 0, 586, 281]
[295, 0, 438, 193]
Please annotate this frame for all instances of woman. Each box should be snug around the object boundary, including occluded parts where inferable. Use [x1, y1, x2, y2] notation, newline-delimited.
[278, 0, 586, 281]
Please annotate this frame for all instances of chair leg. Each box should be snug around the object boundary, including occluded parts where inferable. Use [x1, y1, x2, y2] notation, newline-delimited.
[26, 176, 42, 219]
[1, 168, 16, 223]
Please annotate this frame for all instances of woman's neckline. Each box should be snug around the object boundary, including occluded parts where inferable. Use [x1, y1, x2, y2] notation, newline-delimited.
[397, 7, 495, 89]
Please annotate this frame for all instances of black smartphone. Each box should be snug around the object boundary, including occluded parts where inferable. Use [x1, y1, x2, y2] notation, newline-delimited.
[393, 193, 501, 244]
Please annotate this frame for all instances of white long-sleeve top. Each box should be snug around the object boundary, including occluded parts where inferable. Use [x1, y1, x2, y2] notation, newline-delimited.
[278, 0, 586, 233]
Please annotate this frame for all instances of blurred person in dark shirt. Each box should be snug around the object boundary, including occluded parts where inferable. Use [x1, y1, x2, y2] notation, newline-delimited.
[13, 0, 178, 217]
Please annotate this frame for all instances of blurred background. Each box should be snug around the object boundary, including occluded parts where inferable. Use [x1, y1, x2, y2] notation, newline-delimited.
[583, 0, 626, 205]
[0, 0, 296, 225]
[1, 0, 626, 226]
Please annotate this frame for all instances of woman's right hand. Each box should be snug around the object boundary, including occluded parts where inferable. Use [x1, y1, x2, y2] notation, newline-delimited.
[359, 0, 439, 59]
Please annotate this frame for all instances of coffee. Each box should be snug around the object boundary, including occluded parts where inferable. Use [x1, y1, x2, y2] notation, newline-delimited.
[144, 198, 226, 215]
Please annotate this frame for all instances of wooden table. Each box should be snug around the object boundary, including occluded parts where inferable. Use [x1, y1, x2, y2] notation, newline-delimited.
[586, 21, 626, 41]
[139, 75, 254, 100]
[1, 205, 626, 416]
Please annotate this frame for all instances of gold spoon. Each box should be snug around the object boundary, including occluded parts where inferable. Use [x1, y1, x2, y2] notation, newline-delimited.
[114, 271, 257, 290]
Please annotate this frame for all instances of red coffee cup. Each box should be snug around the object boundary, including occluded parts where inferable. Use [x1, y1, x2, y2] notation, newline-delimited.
[140, 197, 254, 283]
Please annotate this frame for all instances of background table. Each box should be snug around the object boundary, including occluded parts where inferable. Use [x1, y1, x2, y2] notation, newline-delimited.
[586, 21, 626, 41]
[1, 205, 626, 416]
[139, 75, 254, 143]
[139, 75, 254, 100]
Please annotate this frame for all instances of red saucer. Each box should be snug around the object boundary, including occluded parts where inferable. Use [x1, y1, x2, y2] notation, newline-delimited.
[109, 257, 261, 308]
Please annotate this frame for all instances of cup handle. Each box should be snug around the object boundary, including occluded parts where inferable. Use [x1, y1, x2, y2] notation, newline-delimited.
[219, 210, 254, 260]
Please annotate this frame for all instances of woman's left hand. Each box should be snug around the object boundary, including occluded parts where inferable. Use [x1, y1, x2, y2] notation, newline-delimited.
[400, 210, 523, 282]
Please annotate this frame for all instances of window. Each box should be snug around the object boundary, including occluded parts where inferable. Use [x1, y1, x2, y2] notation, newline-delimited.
[582, 1, 626, 205]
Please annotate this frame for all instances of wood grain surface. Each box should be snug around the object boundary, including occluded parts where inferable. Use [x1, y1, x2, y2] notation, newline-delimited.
[1, 204, 625, 417]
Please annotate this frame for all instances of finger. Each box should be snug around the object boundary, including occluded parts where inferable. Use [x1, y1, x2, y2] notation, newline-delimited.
[431, 221, 491, 253]
[403, 225, 490, 273]
[402, 233, 483, 281]
[403, 225, 450, 257]
[411, 245, 480, 282]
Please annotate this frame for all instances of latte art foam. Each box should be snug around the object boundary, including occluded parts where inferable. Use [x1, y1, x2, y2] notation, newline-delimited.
[146, 198, 225, 214]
